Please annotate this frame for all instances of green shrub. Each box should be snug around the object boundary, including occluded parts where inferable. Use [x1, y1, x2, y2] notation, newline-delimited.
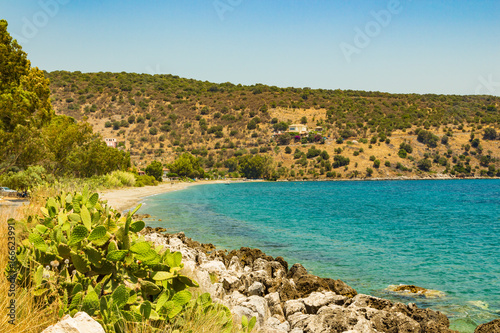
[104, 171, 136, 188]
[332, 155, 350, 168]
[399, 142, 413, 154]
[483, 128, 497, 140]
[145, 161, 163, 181]
[0, 166, 53, 191]
[416, 129, 439, 147]
[373, 160, 381, 168]
[306, 147, 321, 158]
[135, 174, 157, 187]
[417, 158, 432, 171]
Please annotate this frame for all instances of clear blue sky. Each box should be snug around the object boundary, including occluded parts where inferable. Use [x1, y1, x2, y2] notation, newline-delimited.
[2, 0, 499, 95]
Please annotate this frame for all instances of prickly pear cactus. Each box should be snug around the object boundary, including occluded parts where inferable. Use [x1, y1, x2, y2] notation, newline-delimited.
[12, 187, 226, 332]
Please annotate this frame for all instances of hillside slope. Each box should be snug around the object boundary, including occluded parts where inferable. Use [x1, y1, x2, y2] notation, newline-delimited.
[46, 71, 500, 179]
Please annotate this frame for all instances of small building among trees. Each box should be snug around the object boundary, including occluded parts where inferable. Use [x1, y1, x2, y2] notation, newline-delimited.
[105, 138, 117, 148]
[288, 124, 308, 135]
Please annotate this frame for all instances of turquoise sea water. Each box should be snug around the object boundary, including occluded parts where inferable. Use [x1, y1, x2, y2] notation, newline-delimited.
[142, 180, 500, 332]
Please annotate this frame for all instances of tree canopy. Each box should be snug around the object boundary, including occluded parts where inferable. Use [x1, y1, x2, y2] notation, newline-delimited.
[0, 19, 54, 173]
[167, 153, 205, 178]
[145, 160, 163, 181]
[0, 20, 130, 177]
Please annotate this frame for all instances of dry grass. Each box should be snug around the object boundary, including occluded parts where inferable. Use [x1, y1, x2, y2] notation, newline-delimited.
[0, 199, 60, 333]
[123, 295, 240, 333]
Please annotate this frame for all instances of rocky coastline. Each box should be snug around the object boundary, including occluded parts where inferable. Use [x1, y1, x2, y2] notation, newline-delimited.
[142, 227, 462, 333]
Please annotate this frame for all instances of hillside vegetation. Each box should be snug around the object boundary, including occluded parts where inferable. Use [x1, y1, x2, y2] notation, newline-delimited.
[46, 71, 500, 180]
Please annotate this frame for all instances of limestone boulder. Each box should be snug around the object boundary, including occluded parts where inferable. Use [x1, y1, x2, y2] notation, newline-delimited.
[41, 312, 105, 333]
[265, 292, 285, 318]
[284, 300, 306, 317]
[475, 319, 500, 333]
[248, 281, 265, 296]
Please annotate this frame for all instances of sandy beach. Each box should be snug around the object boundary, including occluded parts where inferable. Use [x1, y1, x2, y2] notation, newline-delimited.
[99, 179, 249, 213]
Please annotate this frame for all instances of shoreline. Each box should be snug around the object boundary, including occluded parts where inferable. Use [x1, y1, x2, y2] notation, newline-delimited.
[103, 177, 499, 332]
[98, 179, 261, 213]
[99, 176, 500, 213]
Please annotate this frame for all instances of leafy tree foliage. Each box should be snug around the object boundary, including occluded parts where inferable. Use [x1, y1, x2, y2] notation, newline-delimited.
[0, 20, 130, 178]
[471, 138, 480, 148]
[483, 128, 497, 140]
[399, 142, 413, 154]
[306, 147, 321, 158]
[238, 154, 272, 179]
[145, 160, 163, 181]
[0, 20, 54, 173]
[273, 122, 288, 132]
[168, 153, 205, 178]
[0, 165, 53, 190]
[417, 158, 432, 171]
[416, 129, 439, 148]
[41, 115, 93, 174]
[333, 155, 350, 168]
[66, 139, 131, 178]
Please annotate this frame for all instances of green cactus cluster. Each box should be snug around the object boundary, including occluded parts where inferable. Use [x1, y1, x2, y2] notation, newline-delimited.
[11, 187, 233, 332]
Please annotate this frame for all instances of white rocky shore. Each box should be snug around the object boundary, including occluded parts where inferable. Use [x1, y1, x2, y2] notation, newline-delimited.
[44, 228, 499, 333]
[142, 228, 459, 333]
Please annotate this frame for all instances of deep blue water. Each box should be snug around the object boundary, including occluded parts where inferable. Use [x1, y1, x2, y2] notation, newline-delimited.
[142, 180, 500, 332]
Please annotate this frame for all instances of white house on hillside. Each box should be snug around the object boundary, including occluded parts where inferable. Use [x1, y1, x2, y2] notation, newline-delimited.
[105, 138, 117, 148]
[288, 124, 308, 134]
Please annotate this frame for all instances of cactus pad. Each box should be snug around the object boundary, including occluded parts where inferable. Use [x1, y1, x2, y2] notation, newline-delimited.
[68, 225, 89, 245]
[29, 233, 48, 252]
[82, 286, 99, 316]
[130, 221, 145, 233]
[71, 252, 90, 273]
[87, 193, 99, 208]
[88, 226, 107, 241]
[106, 250, 128, 262]
[83, 247, 102, 266]
[111, 285, 129, 309]
[130, 241, 151, 254]
[69, 213, 81, 223]
[140, 280, 161, 296]
[80, 205, 92, 230]
[152, 271, 174, 281]
[57, 243, 71, 257]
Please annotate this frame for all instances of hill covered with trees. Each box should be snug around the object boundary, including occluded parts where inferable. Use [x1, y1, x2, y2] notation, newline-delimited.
[45, 70, 500, 180]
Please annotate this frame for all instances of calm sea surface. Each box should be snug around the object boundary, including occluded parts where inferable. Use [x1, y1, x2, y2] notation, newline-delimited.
[141, 180, 500, 332]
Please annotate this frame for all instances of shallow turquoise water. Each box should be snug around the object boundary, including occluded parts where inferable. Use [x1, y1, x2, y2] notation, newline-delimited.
[142, 180, 500, 332]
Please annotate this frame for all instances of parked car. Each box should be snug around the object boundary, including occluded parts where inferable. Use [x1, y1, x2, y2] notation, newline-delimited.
[0, 187, 18, 197]
[0, 187, 16, 193]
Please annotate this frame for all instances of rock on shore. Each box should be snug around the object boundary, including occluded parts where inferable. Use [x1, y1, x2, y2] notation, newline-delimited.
[142, 228, 459, 333]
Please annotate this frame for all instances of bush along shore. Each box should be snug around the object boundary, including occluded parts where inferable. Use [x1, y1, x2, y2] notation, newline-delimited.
[11, 189, 497, 333]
